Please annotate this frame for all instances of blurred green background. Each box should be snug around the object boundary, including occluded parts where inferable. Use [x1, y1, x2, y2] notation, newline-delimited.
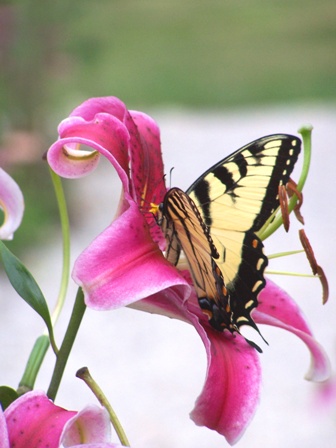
[1, 0, 335, 250]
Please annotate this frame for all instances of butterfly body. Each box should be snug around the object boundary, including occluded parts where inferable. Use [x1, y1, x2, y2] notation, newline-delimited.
[157, 134, 301, 345]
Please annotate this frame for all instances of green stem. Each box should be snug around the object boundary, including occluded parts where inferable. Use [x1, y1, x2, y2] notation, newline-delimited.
[267, 249, 304, 259]
[258, 125, 312, 241]
[266, 270, 316, 277]
[16, 168, 71, 392]
[48, 167, 71, 327]
[76, 367, 130, 447]
[47, 288, 86, 401]
[17, 335, 50, 395]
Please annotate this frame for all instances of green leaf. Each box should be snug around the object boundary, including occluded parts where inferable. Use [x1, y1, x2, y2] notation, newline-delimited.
[0, 386, 19, 410]
[0, 241, 54, 343]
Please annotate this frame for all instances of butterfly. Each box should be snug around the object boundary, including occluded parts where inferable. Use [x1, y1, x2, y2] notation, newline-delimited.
[156, 134, 301, 349]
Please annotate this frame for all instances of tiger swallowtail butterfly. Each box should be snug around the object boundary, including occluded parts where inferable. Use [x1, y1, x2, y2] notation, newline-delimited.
[156, 134, 301, 350]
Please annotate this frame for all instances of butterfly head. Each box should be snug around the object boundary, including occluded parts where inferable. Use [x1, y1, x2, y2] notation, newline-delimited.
[149, 202, 165, 226]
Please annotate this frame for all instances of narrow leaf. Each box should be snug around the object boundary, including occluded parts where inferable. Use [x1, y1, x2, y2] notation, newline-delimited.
[0, 241, 53, 337]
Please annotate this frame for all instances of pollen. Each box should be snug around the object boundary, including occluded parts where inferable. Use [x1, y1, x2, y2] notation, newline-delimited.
[149, 202, 160, 214]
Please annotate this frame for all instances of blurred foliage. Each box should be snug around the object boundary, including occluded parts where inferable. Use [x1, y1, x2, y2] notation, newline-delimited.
[2, 0, 335, 124]
[0, 0, 335, 252]
[61, 0, 336, 108]
[5, 161, 59, 255]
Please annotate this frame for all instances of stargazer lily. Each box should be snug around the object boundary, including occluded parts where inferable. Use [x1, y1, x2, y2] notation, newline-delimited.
[0, 390, 124, 448]
[47, 96, 330, 445]
[0, 168, 24, 240]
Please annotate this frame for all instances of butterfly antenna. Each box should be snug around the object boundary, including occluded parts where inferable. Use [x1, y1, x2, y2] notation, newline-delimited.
[169, 167, 175, 188]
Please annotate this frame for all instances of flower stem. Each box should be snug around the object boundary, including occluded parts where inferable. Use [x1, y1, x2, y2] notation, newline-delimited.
[16, 169, 71, 393]
[48, 167, 71, 327]
[17, 335, 50, 395]
[47, 288, 86, 401]
[76, 367, 130, 447]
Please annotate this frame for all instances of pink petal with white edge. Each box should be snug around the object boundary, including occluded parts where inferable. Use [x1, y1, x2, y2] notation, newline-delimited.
[4, 390, 76, 448]
[73, 197, 191, 310]
[61, 405, 111, 446]
[0, 168, 24, 240]
[254, 279, 330, 382]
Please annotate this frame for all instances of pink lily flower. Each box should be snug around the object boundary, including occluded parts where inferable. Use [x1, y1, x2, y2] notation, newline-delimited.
[0, 390, 124, 447]
[0, 168, 24, 240]
[47, 97, 330, 445]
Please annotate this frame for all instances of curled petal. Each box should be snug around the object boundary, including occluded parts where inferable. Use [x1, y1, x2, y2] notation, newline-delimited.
[0, 168, 24, 240]
[69, 96, 127, 122]
[47, 114, 130, 191]
[70, 97, 167, 204]
[73, 197, 191, 310]
[61, 405, 111, 446]
[254, 279, 330, 382]
[4, 391, 76, 448]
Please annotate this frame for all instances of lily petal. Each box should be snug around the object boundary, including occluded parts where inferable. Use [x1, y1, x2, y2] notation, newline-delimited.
[61, 405, 111, 446]
[73, 198, 190, 310]
[190, 323, 261, 445]
[0, 168, 24, 240]
[254, 279, 330, 382]
[4, 391, 76, 448]
[0, 406, 9, 448]
[48, 115, 130, 190]
[128, 110, 166, 206]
